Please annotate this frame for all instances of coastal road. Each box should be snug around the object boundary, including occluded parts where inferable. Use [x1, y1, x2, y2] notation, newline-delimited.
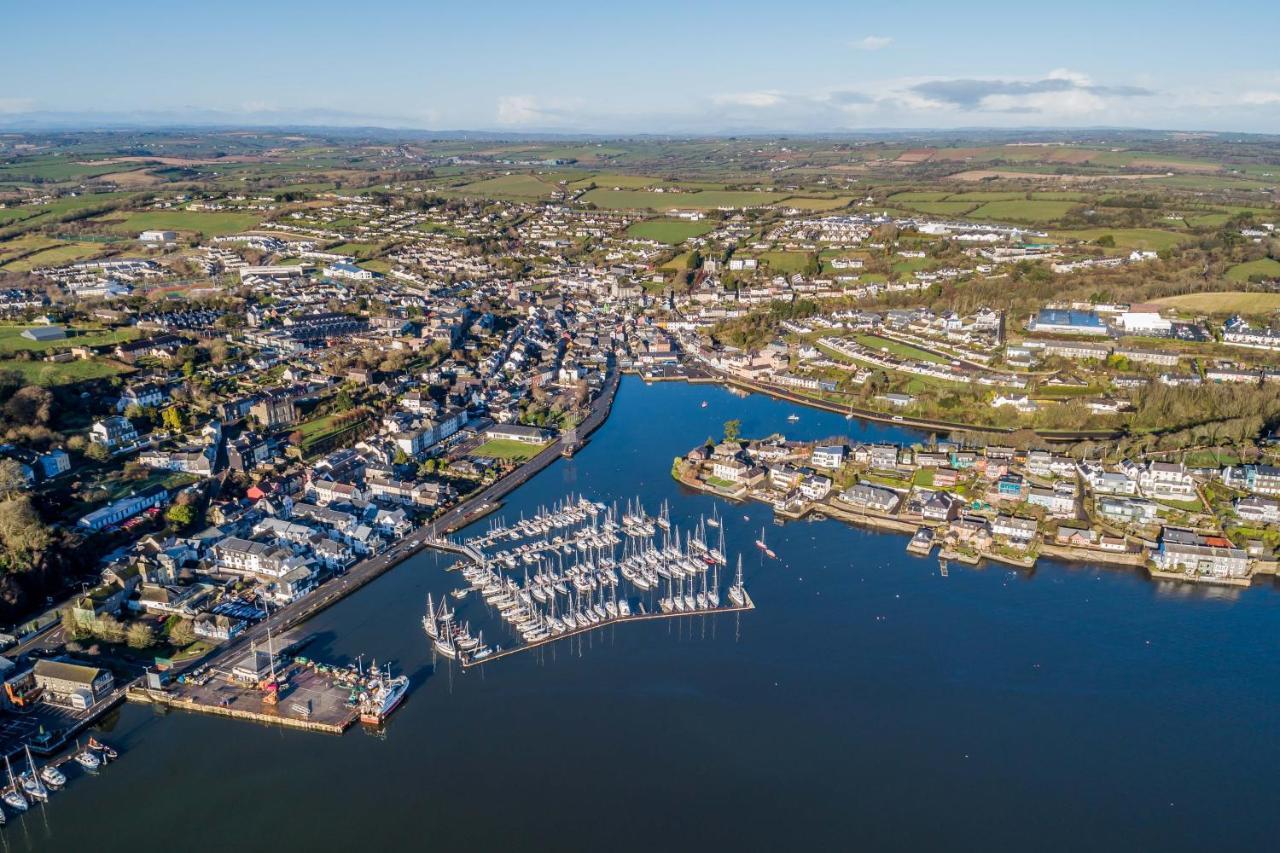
[191, 365, 621, 672]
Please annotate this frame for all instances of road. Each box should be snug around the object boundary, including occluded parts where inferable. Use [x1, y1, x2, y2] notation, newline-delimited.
[190, 364, 621, 673]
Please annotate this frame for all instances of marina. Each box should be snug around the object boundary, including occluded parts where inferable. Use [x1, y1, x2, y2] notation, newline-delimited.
[438, 495, 754, 666]
[0, 738, 120, 826]
[8, 378, 1280, 853]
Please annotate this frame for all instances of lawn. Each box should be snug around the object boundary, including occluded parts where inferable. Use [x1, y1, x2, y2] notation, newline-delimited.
[1051, 228, 1188, 252]
[458, 174, 558, 199]
[471, 439, 547, 460]
[747, 251, 812, 274]
[0, 357, 129, 385]
[854, 334, 948, 364]
[570, 174, 660, 190]
[1226, 258, 1280, 283]
[0, 241, 108, 272]
[900, 201, 977, 217]
[0, 324, 138, 354]
[969, 199, 1080, 223]
[102, 210, 261, 237]
[777, 196, 855, 211]
[626, 219, 715, 244]
[579, 188, 785, 210]
[1152, 291, 1280, 314]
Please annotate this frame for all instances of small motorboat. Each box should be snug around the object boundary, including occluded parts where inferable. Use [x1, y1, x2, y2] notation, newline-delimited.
[787, 413, 799, 422]
[40, 764, 66, 789]
[89, 737, 118, 762]
[700, 401, 708, 408]
[75, 749, 101, 771]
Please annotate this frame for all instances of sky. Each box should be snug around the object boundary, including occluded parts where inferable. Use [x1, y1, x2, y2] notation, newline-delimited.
[4, 0, 1279, 134]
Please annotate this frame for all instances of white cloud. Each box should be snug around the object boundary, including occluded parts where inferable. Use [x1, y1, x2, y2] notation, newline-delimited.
[712, 91, 785, 108]
[1240, 91, 1280, 106]
[0, 97, 35, 114]
[853, 35, 893, 51]
[495, 94, 584, 126]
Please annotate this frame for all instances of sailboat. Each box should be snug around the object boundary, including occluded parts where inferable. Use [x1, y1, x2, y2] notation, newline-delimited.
[755, 527, 768, 551]
[2, 754, 26, 813]
[422, 593, 439, 639]
[20, 745, 48, 801]
[728, 555, 747, 607]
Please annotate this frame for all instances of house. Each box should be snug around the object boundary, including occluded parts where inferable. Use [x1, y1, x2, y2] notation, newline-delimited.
[1096, 496, 1159, 525]
[838, 483, 899, 514]
[250, 394, 297, 428]
[1153, 541, 1248, 579]
[798, 474, 832, 501]
[33, 660, 114, 710]
[91, 415, 139, 450]
[1235, 495, 1280, 524]
[991, 515, 1038, 545]
[810, 445, 847, 470]
[711, 458, 748, 483]
[1139, 462, 1196, 501]
[921, 491, 959, 522]
[1028, 486, 1076, 517]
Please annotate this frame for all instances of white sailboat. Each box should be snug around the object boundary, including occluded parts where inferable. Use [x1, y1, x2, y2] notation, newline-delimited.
[2, 754, 26, 813]
[728, 555, 747, 607]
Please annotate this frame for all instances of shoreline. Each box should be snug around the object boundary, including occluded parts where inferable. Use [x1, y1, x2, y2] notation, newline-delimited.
[635, 363, 1122, 443]
[674, 469, 1263, 588]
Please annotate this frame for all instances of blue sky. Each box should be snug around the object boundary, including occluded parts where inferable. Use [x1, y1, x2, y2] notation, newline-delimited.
[4, 0, 1279, 133]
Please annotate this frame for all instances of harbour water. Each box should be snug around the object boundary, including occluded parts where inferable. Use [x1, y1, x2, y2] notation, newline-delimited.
[12, 377, 1280, 852]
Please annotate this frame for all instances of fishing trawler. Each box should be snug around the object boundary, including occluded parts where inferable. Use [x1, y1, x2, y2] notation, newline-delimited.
[360, 666, 410, 725]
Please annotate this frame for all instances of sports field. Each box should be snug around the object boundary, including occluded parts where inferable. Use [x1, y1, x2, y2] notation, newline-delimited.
[1152, 291, 1280, 314]
[102, 210, 261, 236]
[626, 219, 715, 244]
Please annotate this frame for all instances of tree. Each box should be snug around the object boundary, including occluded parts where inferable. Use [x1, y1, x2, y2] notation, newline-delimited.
[161, 406, 185, 433]
[85, 442, 110, 462]
[723, 419, 741, 442]
[165, 504, 195, 528]
[0, 496, 52, 572]
[126, 621, 155, 649]
[168, 618, 196, 647]
[0, 459, 28, 499]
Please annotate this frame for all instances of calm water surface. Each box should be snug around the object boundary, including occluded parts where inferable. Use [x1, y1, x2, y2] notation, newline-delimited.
[11, 378, 1280, 852]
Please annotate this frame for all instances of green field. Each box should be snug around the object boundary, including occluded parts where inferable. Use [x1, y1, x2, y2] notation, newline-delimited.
[1151, 291, 1280, 314]
[0, 324, 138, 354]
[626, 219, 715, 244]
[901, 201, 977, 217]
[1051, 228, 1188, 252]
[0, 356, 128, 386]
[1226, 258, 1280, 283]
[0, 241, 108, 272]
[747, 251, 812, 274]
[102, 210, 261, 237]
[777, 196, 855, 211]
[570, 174, 659, 190]
[580, 188, 786, 210]
[968, 199, 1079, 223]
[471, 439, 547, 460]
[458, 174, 558, 199]
[854, 334, 948, 364]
